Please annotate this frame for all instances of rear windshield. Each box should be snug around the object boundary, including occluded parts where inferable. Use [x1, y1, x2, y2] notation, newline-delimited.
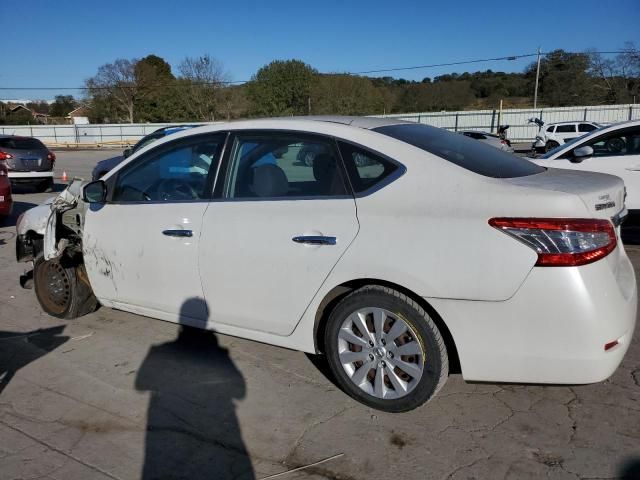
[0, 137, 45, 150]
[373, 124, 544, 178]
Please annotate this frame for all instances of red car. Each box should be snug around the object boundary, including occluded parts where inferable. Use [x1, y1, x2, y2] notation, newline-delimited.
[0, 159, 13, 218]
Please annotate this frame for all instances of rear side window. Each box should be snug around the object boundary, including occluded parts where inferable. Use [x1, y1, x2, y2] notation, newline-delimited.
[0, 137, 45, 149]
[224, 133, 348, 199]
[556, 124, 576, 133]
[373, 124, 544, 178]
[579, 123, 598, 133]
[338, 142, 399, 193]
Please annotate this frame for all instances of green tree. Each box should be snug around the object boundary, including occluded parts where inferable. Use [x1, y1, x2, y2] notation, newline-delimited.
[49, 95, 77, 117]
[526, 50, 594, 106]
[86, 58, 138, 122]
[247, 60, 317, 116]
[311, 74, 383, 115]
[134, 55, 176, 122]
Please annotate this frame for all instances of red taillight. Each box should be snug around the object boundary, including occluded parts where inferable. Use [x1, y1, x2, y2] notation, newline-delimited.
[489, 218, 617, 267]
[0, 151, 13, 160]
[47, 151, 56, 162]
[604, 340, 619, 351]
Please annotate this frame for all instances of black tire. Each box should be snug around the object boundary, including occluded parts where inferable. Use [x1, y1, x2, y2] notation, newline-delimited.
[324, 285, 448, 412]
[35, 178, 54, 193]
[34, 257, 98, 319]
[545, 140, 560, 153]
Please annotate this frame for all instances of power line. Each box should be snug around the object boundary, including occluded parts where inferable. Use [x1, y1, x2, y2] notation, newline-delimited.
[0, 49, 633, 91]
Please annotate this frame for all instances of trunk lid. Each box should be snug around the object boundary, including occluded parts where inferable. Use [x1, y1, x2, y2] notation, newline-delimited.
[503, 167, 626, 221]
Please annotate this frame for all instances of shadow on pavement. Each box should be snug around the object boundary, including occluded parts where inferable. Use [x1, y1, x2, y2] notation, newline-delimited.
[136, 298, 254, 480]
[619, 457, 640, 479]
[10, 182, 67, 195]
[0, 326, 69, 396]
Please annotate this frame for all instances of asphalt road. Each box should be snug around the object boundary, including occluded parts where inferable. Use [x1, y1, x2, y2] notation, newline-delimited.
[0, 150, 639, 480]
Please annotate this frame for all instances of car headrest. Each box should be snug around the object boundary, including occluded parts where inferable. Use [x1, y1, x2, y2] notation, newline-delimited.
[252, 164, 288, 197]
[313, 154, 337, 186]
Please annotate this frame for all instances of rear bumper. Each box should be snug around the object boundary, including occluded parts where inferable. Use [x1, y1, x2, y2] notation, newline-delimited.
[429, 246, 637, 384]
[9, 171, 54, 181]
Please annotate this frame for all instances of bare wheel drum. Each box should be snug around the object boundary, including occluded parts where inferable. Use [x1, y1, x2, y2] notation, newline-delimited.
[35, 260, 72, 316]
[338, 307, 424, 400]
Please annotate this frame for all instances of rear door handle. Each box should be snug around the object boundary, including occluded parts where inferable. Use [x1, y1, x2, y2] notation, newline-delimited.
[163, 229, 193, 238]
[292, 235, 336, 245]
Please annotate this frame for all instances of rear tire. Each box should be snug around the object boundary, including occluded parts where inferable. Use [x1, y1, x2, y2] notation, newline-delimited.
[34, 257, 98, 319]
[324, 285, 448, 412]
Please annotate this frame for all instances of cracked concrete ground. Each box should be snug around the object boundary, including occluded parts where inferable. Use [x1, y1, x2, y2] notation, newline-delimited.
[1, 150, 639, 480]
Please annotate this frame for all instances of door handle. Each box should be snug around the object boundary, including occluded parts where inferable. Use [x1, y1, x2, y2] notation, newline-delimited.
[292, 235, 336, 245]
[163, 229, 193, 237]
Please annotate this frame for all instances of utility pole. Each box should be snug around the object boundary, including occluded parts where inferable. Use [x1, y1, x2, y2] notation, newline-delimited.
[533, 47, 542, 110]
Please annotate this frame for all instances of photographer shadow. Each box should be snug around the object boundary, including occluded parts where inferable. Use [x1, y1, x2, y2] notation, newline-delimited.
[135, 298, 254, 480]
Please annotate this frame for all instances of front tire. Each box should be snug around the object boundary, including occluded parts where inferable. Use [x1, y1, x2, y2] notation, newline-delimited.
[34, 257, 98, 319]
[324, 286, 448, 412]
[545, 140, 560, 152]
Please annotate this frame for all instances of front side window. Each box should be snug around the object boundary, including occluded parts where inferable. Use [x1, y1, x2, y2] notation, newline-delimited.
[555, 124, 577, 133]
[584, 127, 640, 157]
[546, 126, 556, 133]
[224, 133, 348, 199]
[112, 135, 224, 202]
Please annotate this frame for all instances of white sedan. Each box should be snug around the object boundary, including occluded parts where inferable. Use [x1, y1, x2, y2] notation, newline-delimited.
[16, 117, 637, 412]
[532, 120, 640, 212]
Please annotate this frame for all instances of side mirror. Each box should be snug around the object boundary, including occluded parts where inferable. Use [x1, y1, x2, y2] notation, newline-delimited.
[82, 180, 107, 203]
[123, 148, 132, 159]
[571, 145, 593, 163]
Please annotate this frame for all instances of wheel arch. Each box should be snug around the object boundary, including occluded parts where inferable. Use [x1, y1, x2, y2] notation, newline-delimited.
[313, 278, 461, 373]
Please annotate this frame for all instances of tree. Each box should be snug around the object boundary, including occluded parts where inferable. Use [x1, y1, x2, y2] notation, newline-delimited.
[525, 50, 594, 106]
[49, 95, 77, 117]
[86, 58, 138, 123]
[589, 42, 640, 104]
[247, 60, 317, 116]
[26, 100, 50, 115]
[134, 55, 176, 122]
[311, 74, 383, 115]
[177, 54, 230, 121]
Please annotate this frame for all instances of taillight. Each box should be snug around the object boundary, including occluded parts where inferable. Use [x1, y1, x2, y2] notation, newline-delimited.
[489, 218, 617, 267]
[0, 151, 13, 160]
[47, 151, 56, 162]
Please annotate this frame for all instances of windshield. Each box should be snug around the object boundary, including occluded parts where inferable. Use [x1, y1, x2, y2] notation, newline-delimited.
[373, 123, 544, 178]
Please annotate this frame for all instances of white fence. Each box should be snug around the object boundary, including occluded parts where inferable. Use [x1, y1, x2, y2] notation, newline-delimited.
[1, 104, 638, 146]
[374, 104, 639, 142]
[0, 122, 219, 147]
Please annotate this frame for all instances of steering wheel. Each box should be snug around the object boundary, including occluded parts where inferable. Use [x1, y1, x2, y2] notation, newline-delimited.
[156, 178, 199, 201]
[605, 137, 626, 154]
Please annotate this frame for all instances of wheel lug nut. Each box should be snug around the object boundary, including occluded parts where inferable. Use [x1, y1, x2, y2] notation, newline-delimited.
[388, 351, 394, 358]
[369, 354, 374, 361]
[381, 361, 386, 368]
[380, 338, 386, 345]
[369, 340, 374, 347]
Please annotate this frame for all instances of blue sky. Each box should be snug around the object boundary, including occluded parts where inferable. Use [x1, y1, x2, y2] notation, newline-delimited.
[1, 0, 638, 101]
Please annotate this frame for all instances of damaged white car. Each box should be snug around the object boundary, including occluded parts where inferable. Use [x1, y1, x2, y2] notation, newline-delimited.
[16, 117, 637, 412]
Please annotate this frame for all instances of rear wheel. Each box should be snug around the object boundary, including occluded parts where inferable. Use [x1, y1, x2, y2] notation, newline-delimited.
[324, 286, 448, 412]
[34, 257, 98, 319]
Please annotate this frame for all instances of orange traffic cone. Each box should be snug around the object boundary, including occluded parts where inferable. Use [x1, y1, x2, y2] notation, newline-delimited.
[61, 171, 68, 182]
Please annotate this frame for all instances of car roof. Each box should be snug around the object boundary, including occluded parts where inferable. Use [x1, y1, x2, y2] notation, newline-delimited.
[269, 115, 414, 130]
[546, 121, 598, 126]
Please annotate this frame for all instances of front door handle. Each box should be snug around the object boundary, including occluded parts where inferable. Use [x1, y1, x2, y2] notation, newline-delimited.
[163, 229, 193, 238]
[292, 235, 336, 245]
